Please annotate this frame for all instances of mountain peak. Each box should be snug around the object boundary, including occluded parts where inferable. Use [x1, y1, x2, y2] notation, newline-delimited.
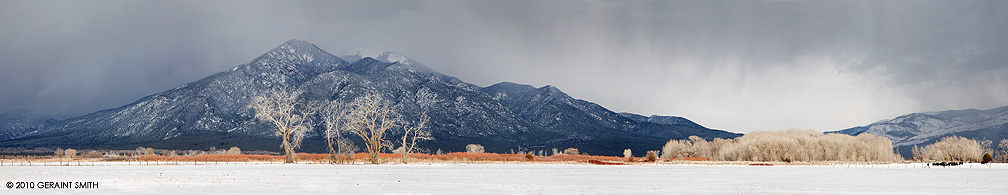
[484, 82, 572, 100]
[268, 39, 331, 57]
[279, 39, 314, 48]
[0, 39, 741, 156]
[235, 39, 345, 86]
[341, 48, 433, 73]
[245, 39, 343, 67]
[344, 48, 385, 59]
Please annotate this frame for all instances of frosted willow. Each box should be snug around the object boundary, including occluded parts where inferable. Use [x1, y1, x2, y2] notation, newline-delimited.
[663, 129, 900, 162]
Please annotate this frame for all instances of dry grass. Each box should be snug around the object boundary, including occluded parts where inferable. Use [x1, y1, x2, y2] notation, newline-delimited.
[669, 157, 710, 161]
[586, 160, 626, 165]
[137, 154, 282, 162]
[3, 152, 814, 166]
[127, 152, 641, 164]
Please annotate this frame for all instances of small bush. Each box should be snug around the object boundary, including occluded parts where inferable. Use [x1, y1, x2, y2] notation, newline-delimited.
[645, 151, 657, 162]
[65, 148, 77, 158]
[466, 144, 485, 153]
[564, 148, 579, 155]
[623, 149, 633, 162]
[82, 150, 103, 158]
[982, 153, 992, 164]
[784, 157, 792, 163]
[227, 147, 242, 155]
[525, 153, 534, 161]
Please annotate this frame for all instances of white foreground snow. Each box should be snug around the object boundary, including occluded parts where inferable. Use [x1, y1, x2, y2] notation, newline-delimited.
[1, 162, 1007, 194]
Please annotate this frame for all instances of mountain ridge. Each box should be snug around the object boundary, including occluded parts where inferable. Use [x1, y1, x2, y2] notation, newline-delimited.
[0, 39, 740, 156]
[829, 105, 1008, 157]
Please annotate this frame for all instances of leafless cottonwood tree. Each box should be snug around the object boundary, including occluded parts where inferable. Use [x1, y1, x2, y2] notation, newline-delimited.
[344, 94, 398, 164]
[318, 99, 348, 164]
[664, 129, 900, 162]
[64, 148, 77, 159]
[997, 139, 1008, 163]
[912, 136, 989, 162]
[398, 114, 432, 164]
[248, 88, 315, 163]
[336, 137, 359, 163]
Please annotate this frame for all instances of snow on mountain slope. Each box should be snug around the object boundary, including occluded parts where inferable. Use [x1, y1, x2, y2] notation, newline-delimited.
[0, 40, 738, 156]
[830, 105, 1008, 157]
[342, 48, 433, 73]
[617, 112, 705, 129]
[0, 109, 58, 140]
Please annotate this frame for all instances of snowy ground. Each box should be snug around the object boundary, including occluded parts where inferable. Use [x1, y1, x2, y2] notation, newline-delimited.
[1, 162, 1006, 194]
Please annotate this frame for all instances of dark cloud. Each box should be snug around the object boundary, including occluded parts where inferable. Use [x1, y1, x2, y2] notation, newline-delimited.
[1, 0, 1006, 132]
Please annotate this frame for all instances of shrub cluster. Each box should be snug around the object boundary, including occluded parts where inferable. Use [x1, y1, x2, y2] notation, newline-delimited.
[662, 129, 900, 162]
[912, 136, 991, 163]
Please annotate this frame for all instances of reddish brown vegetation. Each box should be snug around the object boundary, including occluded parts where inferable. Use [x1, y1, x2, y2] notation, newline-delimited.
[123, 152, 640, 164]
[748, 163, 773, 166]
[136, 154, 281, 162]
[667, 157, 710, 161]
[587, 160, 625, 165]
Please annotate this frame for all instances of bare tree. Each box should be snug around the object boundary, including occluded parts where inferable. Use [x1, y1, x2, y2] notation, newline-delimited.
[912, 136, 987, 162]
[398, 114, 432, 164]
[661, 139, 691, 159]
[336, 137, 359, 163]
[54, 148, 64, 158]
[664, 129, 899, 162]
[64, 148, 77, 159]
[344, 94, 398, 164]
[998, 139, 1008, 163]
[318, 99, 348, 164]
[248, 88, 315, 163]
[623, 149, 633, 162]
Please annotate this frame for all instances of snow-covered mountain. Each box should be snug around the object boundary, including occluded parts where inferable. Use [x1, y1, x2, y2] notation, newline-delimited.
[341, 48, 434, 73]
[617, 113, 705, 129]
[0, 109, 59, 141]
[830, 105, 1008, 157]
[0, 40, 739, 155]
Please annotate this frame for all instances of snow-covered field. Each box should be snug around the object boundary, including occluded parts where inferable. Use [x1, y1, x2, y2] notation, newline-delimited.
[1, 162, 1006, 194]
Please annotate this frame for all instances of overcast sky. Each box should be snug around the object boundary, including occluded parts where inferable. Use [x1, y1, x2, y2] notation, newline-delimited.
[2, 0, 1006, 132]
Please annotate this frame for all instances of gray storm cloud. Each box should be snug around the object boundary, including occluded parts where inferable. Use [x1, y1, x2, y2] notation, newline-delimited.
[1, 0, 1006, 132]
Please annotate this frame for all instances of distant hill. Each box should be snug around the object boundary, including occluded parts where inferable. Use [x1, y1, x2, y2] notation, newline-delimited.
[829, 106, 1008, 157]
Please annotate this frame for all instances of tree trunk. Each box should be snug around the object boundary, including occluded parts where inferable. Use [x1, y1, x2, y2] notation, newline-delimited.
[402, 152, 408, 164]
[368, 145, 380, 164]
[370, 153, 379, 164]
[283, 132, 294, 164]
[327, 138, 336, 164]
